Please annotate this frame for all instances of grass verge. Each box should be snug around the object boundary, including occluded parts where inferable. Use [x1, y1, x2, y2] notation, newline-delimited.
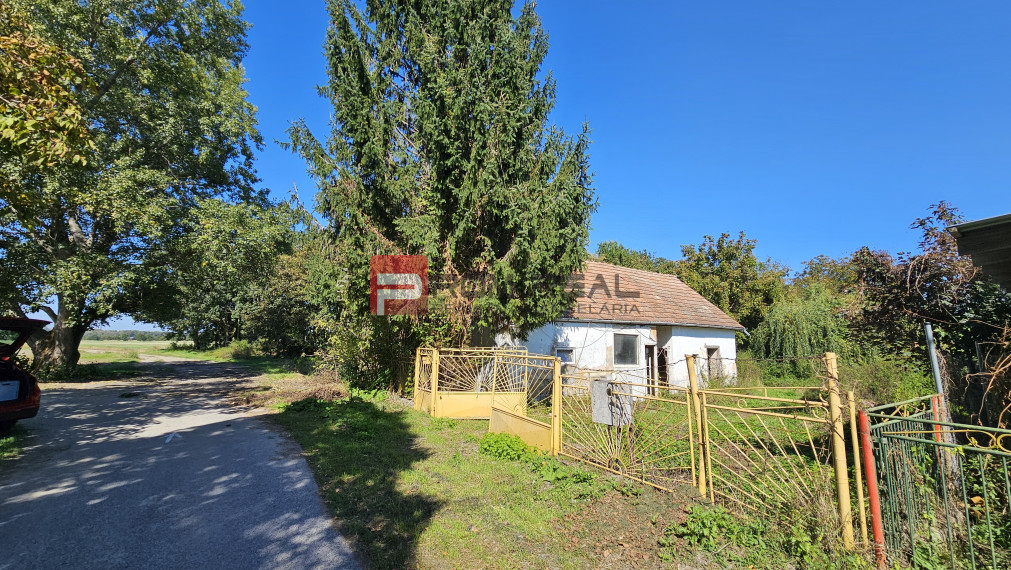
[1, 425, 28, 460]
[272, 392, 693, 569]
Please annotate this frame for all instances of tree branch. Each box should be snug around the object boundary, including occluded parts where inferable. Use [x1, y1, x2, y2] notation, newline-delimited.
[87, 16, 168, 106]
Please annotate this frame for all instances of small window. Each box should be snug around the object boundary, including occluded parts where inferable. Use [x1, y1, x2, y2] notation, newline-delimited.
[614, 334, 638, 366]
[556, 348, 574, 363]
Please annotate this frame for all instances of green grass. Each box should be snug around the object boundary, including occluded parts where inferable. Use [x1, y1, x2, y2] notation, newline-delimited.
[1, 425, 28, 459]
[157, 343, 313, 377]
[76, 339, 312, 380]
[659, 504, 869, 569]
[272, 393, 685, 569]
[79, 340, 171, 352]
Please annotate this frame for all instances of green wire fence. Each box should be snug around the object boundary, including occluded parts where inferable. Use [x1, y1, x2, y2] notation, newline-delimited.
[865, 395, 1011, 570]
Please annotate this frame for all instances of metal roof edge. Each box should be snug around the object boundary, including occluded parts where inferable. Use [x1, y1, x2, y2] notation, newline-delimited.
[948, 212, 1011, 237]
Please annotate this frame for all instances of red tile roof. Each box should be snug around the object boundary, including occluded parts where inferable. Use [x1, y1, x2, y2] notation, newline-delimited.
[561, 260, 745, 331]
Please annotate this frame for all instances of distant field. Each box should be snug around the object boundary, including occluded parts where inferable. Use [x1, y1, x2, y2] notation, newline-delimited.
[79, 340, 172, 351]
[78, 340, 172, 363]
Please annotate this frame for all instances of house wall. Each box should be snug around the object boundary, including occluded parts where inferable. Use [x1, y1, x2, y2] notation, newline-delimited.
[497, 321, 738, 388]
[662, 326, 738, 387]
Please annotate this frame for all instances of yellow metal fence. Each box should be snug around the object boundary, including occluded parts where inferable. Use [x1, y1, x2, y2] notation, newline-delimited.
[412, 348, 862, 549]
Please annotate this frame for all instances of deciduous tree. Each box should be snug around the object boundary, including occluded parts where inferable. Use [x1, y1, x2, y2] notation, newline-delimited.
[675, 232, 787, 334]
[0, 0, 261, 370]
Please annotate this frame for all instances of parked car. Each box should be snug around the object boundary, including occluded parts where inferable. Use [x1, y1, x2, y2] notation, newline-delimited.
[0, 318, 48, 432]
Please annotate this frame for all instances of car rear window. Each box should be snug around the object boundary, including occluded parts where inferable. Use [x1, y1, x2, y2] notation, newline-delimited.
[0, 329, 18, 349]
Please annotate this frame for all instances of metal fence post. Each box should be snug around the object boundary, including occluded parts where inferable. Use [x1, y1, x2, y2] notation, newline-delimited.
[858, 410, 887, 569]
[686, 354, 707, 498]
[413, 347, 422, 411]
[551, 357, 562, 456]
[492, 352, 499, 396]
[848, 390, 868, 545]
[825, 352, 855, 550]
[431, 349, 440, 417]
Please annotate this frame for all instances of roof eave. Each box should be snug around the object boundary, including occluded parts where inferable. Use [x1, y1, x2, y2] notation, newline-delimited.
[554, 317, 746, 332]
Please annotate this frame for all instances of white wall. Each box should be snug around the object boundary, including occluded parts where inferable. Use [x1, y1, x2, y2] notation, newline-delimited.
[662, 326, 738, 387]
[498, 321, 738, 388]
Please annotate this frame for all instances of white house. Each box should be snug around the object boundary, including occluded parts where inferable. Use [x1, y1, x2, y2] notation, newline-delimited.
[497, 261, 745, 388]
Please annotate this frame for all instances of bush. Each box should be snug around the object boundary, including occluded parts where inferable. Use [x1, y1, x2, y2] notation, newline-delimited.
[479, 432, 536, 462]
[228, 339, 254, 359]
[838, 358, 933, 405]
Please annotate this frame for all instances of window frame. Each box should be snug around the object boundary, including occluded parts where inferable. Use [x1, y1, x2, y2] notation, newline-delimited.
[555, 347, 574, 364]
[613, 333, 639, 367]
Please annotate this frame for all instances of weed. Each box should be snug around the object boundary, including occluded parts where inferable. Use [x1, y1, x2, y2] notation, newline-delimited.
[478, 432, 537, 462]
[478, 433, 610, 501]
[617, 483, 644, 498]
[428, 417, 457, 430]
[0, 424, 28, 459]
[348, 387, 388, 402]
[660, 505, 869, 569]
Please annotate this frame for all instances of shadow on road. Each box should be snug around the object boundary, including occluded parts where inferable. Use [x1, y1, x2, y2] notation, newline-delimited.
[275, 397, 440, 569]
[0, 361, 357, 570]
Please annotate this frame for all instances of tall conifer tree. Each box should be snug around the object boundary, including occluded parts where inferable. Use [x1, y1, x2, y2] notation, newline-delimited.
[289, 0, 595, 383]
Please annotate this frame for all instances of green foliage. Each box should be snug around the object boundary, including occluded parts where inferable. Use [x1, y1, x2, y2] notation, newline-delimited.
[666, 505, 770, 551]
[287, 0, 596, 390]
[1, 0, 261, 371]
[82, 330, 167, 341]
[479, 432, 538, 462]
[659, 505, 869, 569]
[0, 3, 95, 173]
[238, 249, 320, 358]
[751, 285, 857, 375]
[0, 424, 28, 459]
[133, 199, 300, 351]
[596, 234, 787, 341]
[838, 358, 933, 405]
[595, 241, 677, 273]
[851, 203, 1011, 367]
[676, 232, 788, 334]
[478, 432, 608, 500]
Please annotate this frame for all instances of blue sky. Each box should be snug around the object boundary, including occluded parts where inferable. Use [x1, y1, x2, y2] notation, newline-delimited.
[105, 1, 1011, 330]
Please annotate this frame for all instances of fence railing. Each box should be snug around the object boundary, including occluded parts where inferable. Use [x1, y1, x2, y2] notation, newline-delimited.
[862, 395, 1011, 570]
[413, 347, 860, 549]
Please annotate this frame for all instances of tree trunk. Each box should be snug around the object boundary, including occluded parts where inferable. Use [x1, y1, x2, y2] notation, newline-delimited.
[26, 296, 91, 372]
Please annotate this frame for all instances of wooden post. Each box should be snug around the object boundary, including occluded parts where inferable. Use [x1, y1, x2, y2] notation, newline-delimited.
[413, 347, 422, 411]
[431, 349, 440, 418]
[859, 410, 888, 569]
[848, 390, 868, 545]
[826, 352, 855, 550]
[551, 357, 562, 456]
[686, 355, 707, 498]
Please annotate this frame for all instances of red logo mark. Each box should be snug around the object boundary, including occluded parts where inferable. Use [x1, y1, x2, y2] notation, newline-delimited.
[370, 255, 428, 316]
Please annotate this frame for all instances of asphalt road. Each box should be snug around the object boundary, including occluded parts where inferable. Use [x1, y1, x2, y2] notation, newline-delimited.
[0, 360, 360, 570]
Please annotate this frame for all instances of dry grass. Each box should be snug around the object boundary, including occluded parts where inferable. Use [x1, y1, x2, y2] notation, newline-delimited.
[235, 371, 348, 408]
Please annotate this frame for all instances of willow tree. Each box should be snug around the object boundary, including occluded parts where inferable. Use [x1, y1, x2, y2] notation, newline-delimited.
[288, 0, 595, 386]
[1, 1, 260, 370]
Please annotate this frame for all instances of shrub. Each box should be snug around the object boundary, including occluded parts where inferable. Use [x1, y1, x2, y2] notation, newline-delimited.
[838, 358, 933, 405]
[478, 432, 536, 462]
